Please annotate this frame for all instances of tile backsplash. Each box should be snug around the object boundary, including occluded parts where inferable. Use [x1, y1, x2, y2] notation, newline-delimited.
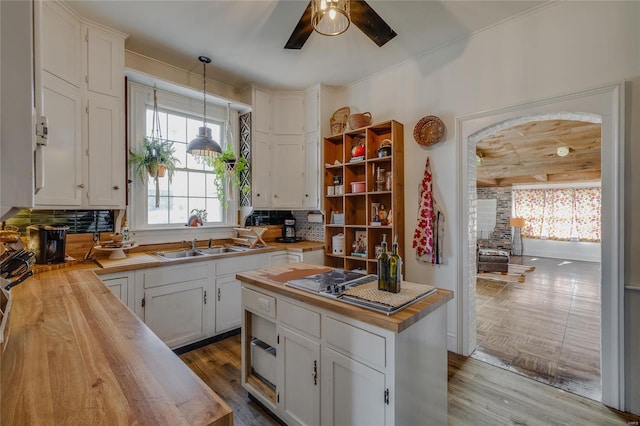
[5, 209, 115, 235]
[244, 210, 324, 242]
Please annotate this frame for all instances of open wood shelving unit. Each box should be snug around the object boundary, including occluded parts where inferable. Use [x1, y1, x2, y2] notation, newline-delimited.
[323, 120, 404, 274]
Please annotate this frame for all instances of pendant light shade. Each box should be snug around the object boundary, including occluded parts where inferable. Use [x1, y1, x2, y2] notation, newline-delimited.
[187, 56, 222, 158]
[312, 0, 350, 36]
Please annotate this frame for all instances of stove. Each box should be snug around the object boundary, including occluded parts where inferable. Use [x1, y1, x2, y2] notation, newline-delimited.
[286, 269, 377, 299]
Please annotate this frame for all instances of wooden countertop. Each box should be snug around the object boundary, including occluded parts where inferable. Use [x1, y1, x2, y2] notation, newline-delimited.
[236, 263, 453, 333]
[1, 269, 233, 425]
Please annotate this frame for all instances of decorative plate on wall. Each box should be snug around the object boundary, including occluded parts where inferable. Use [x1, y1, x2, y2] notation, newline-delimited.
[414, 115, 446, 146]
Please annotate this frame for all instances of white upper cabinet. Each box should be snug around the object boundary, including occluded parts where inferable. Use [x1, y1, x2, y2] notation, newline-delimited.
[36, 72, 83, 206]
[304, 85, 319, 135]
[85, 25, 125, 98]
[273, 94, 304, 135]
[41, 1, 82, 87]
[36, 2, 126, 209]
[272, 137, 304, 209]
[86, 94, 125, 206]
[253, 88, 272, 134]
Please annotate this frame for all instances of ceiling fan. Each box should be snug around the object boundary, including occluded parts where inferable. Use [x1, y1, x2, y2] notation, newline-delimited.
[285, 0, 397, 50]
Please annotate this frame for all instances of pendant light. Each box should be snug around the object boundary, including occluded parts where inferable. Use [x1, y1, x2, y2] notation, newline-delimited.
[186, 56, 222, 158]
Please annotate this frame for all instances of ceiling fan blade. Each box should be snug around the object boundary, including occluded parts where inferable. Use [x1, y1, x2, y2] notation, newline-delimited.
[350, 0, 397, 47]
[284, 2, 314, 50]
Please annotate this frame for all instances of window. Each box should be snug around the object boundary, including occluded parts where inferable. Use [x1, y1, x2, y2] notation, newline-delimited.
[513, 186, 601, 242]
[129, 82, 236, 229]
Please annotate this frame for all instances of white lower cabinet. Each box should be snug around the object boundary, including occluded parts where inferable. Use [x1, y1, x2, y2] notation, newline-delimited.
[278, 326, 320, 426]
[215, 274, 242, 333]
[322, 348, 386, 426]
[134, 261, 214, 349]
[144, 278, 211, 348]
[240, 281, 449, 426]
[270, 249, 324, 267]
[99, 271, 134, 309]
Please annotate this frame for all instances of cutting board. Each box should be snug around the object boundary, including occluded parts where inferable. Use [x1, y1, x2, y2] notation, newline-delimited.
[97, 253, 159, 268]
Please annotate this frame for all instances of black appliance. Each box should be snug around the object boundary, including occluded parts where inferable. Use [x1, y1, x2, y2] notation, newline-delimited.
[281, 218, 296, 242]
[27, 225, 68, 264]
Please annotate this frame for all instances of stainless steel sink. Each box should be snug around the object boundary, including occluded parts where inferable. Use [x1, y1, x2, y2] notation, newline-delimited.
[154, 250, 205, 259]
[196, 246, 248, 255]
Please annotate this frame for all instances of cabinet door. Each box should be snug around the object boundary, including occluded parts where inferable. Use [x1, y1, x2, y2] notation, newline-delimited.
[144, 279, 210, 348]
[215, 275, 242, 333]
[41, 1, 82, 87]
[304, 86, 319, 134]
[87, 94, 125, 207]
[278, 326, 320, 426]
[36, 72, 83, 207]
[322, 348, 386, 426]
[303, 131, 319, 209]
[272, 137, 304, 208]
[273, 94, 304, 135]
[85, 26, 124, 98]
[103, 277, 129, 305]
[271, 252, 302, 266]
[253, 89, 271, 134]
[252, 132, 272, 208]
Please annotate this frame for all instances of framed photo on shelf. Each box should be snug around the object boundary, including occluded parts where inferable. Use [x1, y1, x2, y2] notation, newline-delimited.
[351, 230, 367, 257]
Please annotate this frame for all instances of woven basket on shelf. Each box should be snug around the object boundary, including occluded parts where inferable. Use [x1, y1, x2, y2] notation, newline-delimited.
[348, 112, 372, 130]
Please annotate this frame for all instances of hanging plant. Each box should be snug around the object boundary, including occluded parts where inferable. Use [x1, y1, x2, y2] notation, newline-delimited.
[206, 145, 249, 208]
[128, 85, 181, 207]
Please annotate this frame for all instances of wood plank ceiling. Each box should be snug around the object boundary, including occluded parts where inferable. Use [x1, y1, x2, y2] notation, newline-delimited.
[476, 120, 601, 187]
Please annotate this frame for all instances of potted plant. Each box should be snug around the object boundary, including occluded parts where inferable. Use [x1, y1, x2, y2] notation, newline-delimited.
[187, 208, 207, 226]
[129, 137, 181, 207]
[206, 145, 249, 208]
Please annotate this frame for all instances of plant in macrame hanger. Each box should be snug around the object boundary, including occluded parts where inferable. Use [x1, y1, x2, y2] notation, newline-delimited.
[128, 85, 180, 207]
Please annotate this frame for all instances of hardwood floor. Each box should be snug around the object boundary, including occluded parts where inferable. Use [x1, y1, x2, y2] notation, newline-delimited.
[474, 256, 602, 400]
[180, 334, 640, 425]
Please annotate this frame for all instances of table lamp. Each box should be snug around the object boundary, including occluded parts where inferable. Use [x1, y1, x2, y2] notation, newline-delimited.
[510, 217, 525, 256]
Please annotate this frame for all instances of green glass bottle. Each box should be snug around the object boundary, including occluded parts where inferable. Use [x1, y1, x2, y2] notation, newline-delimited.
[389, 235, 402, 293]
[377, 235, 390, 291]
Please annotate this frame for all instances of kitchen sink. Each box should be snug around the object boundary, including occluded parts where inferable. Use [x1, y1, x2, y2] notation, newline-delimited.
[153, 249, 206, 259]
[196, 246, 247, 255]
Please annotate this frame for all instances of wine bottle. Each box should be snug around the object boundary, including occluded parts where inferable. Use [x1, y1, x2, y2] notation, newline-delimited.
[389, 234, 402, 293]
[377, 235, 390, 291]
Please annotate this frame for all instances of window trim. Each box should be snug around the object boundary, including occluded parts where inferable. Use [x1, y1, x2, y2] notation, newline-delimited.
[128, 81, 239, 231]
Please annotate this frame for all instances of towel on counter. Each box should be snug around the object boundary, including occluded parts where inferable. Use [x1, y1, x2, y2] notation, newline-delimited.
[412, 157, 445, 264]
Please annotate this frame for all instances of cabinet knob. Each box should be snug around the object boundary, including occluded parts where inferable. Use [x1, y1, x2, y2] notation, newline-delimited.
[305, 194, 309, 197]
[113, 185, 120, 190]
[256, 193, 261, 197]
[77, 184, 85, 189]
[274, 194, 278, 198]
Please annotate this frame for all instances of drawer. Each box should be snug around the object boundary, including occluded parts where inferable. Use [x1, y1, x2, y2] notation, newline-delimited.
[251, 314, 277, 348]
[326, 316, 386, 371]
[251, 339, 276, 386]
[278, 299, 320, 339]
[141, 263, 210, 289]
[242, 287, 276, 319]
[218, 253, 267, 276]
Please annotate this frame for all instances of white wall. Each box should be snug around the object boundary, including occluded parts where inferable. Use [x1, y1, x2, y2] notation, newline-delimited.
[523, 238, 600, 263]
[341, 1, 639, 411]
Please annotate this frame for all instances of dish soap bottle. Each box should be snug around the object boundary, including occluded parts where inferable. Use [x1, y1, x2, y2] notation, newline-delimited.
[377, 235, 390, 291]
[122, 221, 130, 241]
[389, 234, 402, 293]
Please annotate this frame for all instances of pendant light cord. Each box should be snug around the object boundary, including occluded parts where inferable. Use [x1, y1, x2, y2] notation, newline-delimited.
[152, 84, 162, 140]
[202, 60, 207, 128]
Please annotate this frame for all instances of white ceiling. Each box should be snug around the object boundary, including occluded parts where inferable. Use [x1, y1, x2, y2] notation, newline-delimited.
[67, 0, 546, 91]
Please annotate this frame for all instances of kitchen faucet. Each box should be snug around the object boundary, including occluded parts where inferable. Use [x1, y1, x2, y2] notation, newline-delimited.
[180, 239, 198, 250]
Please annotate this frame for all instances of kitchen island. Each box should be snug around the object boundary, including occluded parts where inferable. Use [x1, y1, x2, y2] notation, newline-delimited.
[237, 262, 453, 426]
[1, 268, 233, 425]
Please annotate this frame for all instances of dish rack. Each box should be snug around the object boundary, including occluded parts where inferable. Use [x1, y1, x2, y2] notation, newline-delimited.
[232, 227, 268, 248]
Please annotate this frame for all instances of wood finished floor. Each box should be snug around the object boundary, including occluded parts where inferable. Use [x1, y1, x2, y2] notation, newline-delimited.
[473, 256, 602, 401]
[180, 334, 640, 425]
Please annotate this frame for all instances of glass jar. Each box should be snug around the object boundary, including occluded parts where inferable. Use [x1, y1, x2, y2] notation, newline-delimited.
[385, 171, 392, 191]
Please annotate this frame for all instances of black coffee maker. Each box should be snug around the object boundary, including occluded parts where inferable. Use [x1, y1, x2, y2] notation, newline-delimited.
[282, 217, 296, 242]
[27, 225, 68, 264]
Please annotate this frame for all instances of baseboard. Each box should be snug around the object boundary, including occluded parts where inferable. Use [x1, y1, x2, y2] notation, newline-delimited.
[173, 328, 241, 355]
[248, 392, 287, 425]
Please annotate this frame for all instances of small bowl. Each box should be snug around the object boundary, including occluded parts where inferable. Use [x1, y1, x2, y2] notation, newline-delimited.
[350, 181, 366, 193]
[110, 233, 124, 243]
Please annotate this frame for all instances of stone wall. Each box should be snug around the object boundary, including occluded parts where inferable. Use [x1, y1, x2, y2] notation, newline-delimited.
[477, 187, 512, 250]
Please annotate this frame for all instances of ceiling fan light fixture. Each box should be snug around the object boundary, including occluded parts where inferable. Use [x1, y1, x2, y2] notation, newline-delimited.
[312, 0, 350, 36]
[187, 56, 222, 159]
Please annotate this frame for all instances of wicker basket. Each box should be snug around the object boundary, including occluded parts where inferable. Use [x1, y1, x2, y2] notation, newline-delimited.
[348, 112, 372, 130]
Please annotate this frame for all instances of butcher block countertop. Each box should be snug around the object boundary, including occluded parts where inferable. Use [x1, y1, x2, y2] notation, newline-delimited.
[236, 263, 453, 333]
[1, 269, 233, 425]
